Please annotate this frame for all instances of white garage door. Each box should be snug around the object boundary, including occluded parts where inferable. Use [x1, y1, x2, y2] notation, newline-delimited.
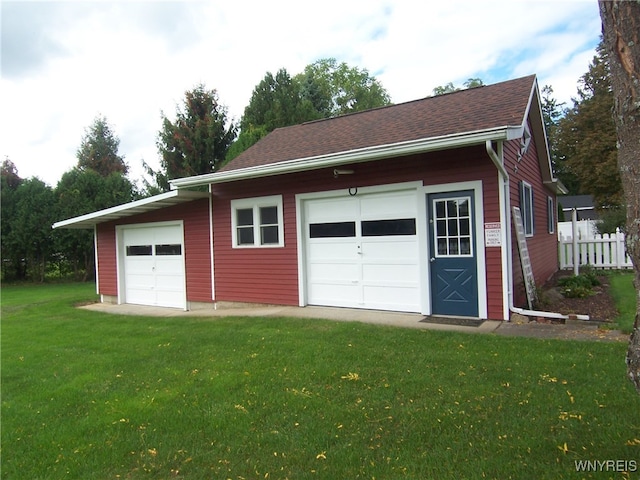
[304, 190, 420, 312]
[122, 224, 186, 309]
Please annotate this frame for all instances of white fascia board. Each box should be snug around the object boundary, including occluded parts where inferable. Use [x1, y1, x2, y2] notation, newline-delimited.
[52, 190, 210, 229]
[171, 127, 521, 189]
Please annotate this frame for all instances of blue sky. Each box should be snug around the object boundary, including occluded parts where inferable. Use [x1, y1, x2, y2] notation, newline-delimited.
[1, 0, 602, 187]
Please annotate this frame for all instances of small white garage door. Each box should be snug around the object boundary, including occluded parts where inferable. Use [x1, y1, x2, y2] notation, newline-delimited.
[122, 223, 186, 309]
[304, 190, 420, 312]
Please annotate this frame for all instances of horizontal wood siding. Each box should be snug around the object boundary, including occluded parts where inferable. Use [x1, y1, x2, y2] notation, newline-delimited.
[506, 125, 558, 307]
[212, 145, 506, 317]
[96, 224, 117, 296]
[95, 198, 213, 303]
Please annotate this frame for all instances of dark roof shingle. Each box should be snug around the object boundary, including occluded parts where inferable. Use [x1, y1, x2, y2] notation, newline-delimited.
[222, 75, 536, 173]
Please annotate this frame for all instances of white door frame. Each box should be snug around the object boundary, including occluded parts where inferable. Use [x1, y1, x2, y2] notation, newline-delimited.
[115, 220, 187, 310]
[420, 180, 487, 318]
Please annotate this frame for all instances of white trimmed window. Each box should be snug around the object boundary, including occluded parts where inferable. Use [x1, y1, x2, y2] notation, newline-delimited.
[520, 181, 534, 237]
[231, 195, 284, 248]
[547, 196, 555, 234]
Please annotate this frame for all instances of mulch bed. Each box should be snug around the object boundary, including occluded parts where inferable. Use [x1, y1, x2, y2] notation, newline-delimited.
[539, 270, 619, 322]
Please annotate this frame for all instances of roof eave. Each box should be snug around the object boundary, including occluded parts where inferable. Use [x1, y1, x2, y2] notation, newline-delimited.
[171, 127, 520, 188]
[52, 190, 210, 229]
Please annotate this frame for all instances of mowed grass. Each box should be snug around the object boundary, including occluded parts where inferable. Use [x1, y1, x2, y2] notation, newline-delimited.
[2, 283, 640, 479]
[610, 272, 637, 334]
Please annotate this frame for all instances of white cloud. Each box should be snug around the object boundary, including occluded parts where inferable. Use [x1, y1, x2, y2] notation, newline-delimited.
[0, 0, 601, 187]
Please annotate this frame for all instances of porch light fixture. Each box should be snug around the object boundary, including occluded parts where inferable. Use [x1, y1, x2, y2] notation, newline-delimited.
[333, 168, 354, 178]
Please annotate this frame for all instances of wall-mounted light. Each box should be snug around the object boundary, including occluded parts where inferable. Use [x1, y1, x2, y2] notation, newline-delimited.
[333, 168, 354, 178]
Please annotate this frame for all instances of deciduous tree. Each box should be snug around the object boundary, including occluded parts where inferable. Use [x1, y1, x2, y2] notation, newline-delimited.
[599, 0, 640, 393]
[8, 178, 56, 281]
[54, 168, 134, 280]
[1, 158, 24, 280]
[297, 58, 391, 117]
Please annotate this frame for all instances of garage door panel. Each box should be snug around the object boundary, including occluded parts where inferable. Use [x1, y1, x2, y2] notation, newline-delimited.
[308, 242, 357, 260]
[363, 285, 419, 312]
[306, 197, 358, 222]
[362, 263, 419, 284]
[308, 262, 360, 282]
[308, 284, 361, 306]
[362, 239, 417, 260]
[360, 191, 417, 219]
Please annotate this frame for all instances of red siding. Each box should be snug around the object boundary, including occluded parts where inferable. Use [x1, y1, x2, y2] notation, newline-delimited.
[95, 198, 213, 303]
[506, 125, 558, 307]
[96, 224, 117, 296]
[211, 145, 506, 318]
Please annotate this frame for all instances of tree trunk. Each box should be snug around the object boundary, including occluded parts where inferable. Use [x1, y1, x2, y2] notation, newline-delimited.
[599, 0, 640, 392]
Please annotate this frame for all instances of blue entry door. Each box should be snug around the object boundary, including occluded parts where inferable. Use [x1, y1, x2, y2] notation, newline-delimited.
[428, 191, 478, 317]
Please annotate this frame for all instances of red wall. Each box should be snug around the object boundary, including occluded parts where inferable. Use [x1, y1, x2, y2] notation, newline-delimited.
[211, 145, 506, 318]
[96, 198, 213, 303]
[505, 129, 559, 307]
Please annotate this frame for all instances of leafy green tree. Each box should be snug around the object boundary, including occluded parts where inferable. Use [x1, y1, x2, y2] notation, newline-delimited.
[432, 78, 484, 96]
[1, 158, 24, 280]
[241, 69, 318, 133]
[7, 178, 56, 282]
[77, 115, 128, 176]
[54, 168, 135, 280]
[228, 59, 391, 159]
[555, 41, 621, 208]
[296, 58, 391, 116]
[153, 84, 236, 190]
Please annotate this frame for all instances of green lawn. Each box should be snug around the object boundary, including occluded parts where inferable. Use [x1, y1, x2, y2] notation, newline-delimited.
[610, 272, 637, 334]
[2, 283, 640, 479]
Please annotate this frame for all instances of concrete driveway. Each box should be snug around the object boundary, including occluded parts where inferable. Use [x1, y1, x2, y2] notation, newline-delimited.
[80, 302, 628, 342]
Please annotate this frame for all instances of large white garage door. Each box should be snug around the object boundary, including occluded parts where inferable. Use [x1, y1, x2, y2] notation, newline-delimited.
[304, 190, 420, 312]
[122, 223, 186, 309]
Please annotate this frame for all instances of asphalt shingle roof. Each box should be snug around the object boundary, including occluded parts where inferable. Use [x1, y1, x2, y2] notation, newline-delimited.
[221, 74, 536, 173]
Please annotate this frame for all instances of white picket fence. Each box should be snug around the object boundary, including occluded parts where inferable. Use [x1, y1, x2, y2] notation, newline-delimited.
[558, 226, 632, 270]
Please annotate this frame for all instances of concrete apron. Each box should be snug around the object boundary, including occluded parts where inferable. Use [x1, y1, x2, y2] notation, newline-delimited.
[80, 302, 502, 334]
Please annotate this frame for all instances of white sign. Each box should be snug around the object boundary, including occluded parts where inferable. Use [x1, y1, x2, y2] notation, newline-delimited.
[484, 222, 502, 247]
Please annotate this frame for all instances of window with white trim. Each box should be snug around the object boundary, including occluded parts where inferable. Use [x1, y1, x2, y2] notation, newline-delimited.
[547, 196, 555, 234]
[520, 181, 534, 237]
[231, 195, 284, 248]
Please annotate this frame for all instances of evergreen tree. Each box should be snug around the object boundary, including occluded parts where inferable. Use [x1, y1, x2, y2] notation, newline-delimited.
[555, 41, 621, 208]
[77, 115, 128, 176]
[1, 158, 24, 280]
[153, 84, 236, 190]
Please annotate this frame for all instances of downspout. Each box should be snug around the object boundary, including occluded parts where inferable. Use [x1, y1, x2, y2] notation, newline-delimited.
[484, 140, 589, 321]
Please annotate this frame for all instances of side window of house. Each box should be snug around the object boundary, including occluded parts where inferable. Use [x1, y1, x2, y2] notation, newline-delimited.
[547, 196, 555, 234]
[520, 181, 534, 237]
[231, 195, 284, 248]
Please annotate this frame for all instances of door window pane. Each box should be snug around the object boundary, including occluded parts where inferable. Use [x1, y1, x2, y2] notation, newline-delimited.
[362, 218, 416, 236]
[126, 245, 152, 256]
[155, 244, 182, 256]
[433, 196, 473, 257]
[309, 222, 356, 238]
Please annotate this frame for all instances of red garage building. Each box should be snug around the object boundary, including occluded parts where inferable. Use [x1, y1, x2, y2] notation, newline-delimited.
[55, 75, 565, 320]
